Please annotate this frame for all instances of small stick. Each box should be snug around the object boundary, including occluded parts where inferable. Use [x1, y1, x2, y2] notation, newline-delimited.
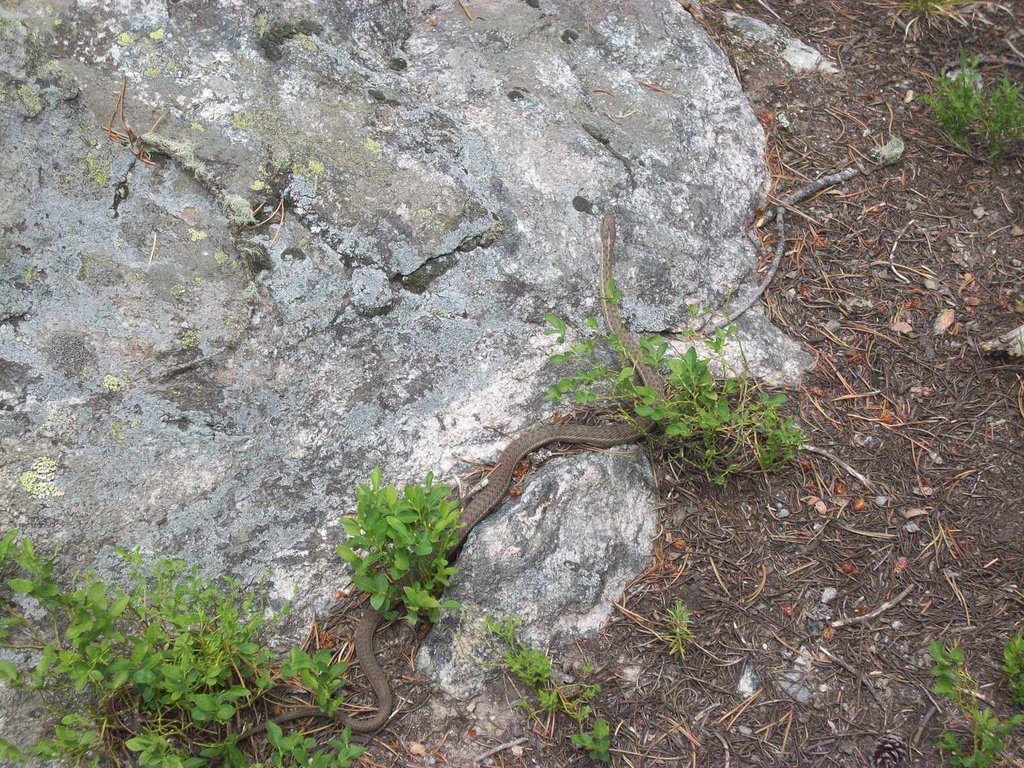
[758, 167, 862, 226]
[457, 0, 475, 21]
[831, 584, 915, 629]
[818, 645, 885, 712]
[473, 736, 528, 765]
[801, 444, 873, 490]
[147, 233, 158, 267]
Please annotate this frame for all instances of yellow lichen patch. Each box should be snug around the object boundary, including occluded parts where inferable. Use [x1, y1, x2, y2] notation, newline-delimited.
[117, 31, 134, 46]
[231, 110, 257, 130]
[214, 249, 230, 266]
[101, 374, 129, 392]
[110, 421, 126, 441]
[16, 85, 42, 116]
[305, 158, 325, 177]
[295, 32, 317, 51]
[85, 152, 110, 185]
[364, 138, 383, 155]
[20, 457, 64, 499]
[149, 27, 164, 41]
[181, 330, 200, 350]
[255, 12, 270, 37]
[250, 178, 267, 191]
[189, 229, 208, 242]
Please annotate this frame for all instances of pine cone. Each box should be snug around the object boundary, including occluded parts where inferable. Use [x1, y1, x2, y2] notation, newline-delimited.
[870, 734, 910, 768]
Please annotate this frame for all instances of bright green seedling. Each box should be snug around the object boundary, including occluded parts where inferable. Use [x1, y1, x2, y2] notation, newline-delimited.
[929, 641, 1024, 767]
[662, 601, 694, 659]
[337, 469, 462, 625]
[0, 530, 363, 767]
[487, 615, 610, 762]
[543, 312, 803, 484]
[1003, 635, 1024, 707]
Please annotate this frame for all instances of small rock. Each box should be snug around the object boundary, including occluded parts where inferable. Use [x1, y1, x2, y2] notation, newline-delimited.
[776, 507, 790, 519]
[737, 663, 761, 697]
[820, 587, 838, 604]
[904, 522, 920, 533]
[619, 665, 642, 685]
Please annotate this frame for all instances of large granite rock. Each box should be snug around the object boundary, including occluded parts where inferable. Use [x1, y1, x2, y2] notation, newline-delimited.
[0, 0, 808, 755]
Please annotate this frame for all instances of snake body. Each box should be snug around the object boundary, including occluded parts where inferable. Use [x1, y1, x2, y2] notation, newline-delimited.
[241, 214, 663, 740]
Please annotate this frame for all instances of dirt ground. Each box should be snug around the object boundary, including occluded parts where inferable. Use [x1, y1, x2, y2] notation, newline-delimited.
[274, 3, 1024, 767]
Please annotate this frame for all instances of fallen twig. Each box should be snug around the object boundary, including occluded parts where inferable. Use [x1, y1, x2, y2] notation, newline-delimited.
[802, 444, 874, 490]
[831, 584, 915, 629]
[473, 736, 528, 765]
[818, 645, 885, 712]
[758, 167, 862, 227]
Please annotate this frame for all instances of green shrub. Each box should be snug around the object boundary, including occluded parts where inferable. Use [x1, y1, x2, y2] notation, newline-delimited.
[980, 78, 1024, 160]
[923, 58, 983, 145]
[336, 469, 461, 625]
[922, 56, 1024, 160]
[0, 530, 363, 767]
[543, 309, 803, 485]
[929, 641, 1024, 767]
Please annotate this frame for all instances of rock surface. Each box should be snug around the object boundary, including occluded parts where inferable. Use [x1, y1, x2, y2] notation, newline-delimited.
[723, 12, 839, 75]
[0, 0, 808, 755]
[418, 447, 658, 699]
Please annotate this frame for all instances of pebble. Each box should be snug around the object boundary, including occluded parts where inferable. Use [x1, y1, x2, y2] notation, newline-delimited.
[904, 522, 920, 533]
[820, 587, 838, 604]
[737, 663, 761, 697]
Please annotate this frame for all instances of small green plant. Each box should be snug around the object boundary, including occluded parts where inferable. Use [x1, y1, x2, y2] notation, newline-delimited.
[929, 641, 1024, 767]
[1003, 635, 1024, 707]
[922, 56, 1024, 160]
[0, 530, 364, 767]
[487, 615, 609, 761]
[262, 721, 364, 768]
[336, 469, 462, 625]
[571, 718, 611, 762]
[543, 304, 803, 485]
[662, 601, 694, 659]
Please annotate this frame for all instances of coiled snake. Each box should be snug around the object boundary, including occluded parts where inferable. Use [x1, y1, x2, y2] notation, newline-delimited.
[239, 213, 663, 742]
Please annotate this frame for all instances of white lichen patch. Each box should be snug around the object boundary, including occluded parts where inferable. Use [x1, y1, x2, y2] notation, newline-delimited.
[20, 457, 64, 499]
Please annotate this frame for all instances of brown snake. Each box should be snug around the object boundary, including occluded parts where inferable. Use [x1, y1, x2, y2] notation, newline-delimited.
[238, 214, 664, 743]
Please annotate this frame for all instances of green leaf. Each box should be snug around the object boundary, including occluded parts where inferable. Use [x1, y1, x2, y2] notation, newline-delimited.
[7, 578, 33, 594]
